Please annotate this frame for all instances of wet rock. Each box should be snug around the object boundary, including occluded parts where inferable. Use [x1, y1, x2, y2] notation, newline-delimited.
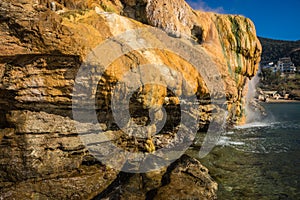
[96, 155, 218, 200]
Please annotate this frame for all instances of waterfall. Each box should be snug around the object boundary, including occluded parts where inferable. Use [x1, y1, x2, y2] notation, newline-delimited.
[245, 72, 263, 123]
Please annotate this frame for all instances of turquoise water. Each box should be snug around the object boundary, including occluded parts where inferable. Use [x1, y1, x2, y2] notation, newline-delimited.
[190, 103, 300, 199]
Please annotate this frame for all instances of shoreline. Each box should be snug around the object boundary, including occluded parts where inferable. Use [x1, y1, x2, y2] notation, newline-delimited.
[260, 99, 300, 103]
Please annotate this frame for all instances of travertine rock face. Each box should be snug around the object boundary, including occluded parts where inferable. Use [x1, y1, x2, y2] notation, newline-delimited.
[120, 0, 262, 124]
[0, 0, 261, 199]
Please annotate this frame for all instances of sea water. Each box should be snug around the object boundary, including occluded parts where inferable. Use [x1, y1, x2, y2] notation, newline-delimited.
[190, 102, 300, 199]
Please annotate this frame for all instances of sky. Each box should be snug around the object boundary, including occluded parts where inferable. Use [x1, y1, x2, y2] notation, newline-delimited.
[186, 0, 300, 41]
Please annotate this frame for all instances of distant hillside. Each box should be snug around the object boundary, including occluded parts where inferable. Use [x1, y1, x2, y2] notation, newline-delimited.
[258, 37, 300, 66]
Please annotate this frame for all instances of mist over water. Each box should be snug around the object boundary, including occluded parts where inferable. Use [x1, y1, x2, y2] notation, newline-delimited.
[245, 73, 263, 123]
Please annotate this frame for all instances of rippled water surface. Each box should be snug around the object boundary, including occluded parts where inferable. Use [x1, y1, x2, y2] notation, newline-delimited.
[189, 102, 300, 199]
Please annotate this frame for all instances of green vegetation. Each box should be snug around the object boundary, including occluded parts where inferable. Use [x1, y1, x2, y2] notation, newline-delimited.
[100, 3, 115, 13]
[258, 37, 300, 99]
[259, 37, 300, 66]
[235, 66, 242, 74]
[60, 9, 89, 19]
[258, 69, 300, 98]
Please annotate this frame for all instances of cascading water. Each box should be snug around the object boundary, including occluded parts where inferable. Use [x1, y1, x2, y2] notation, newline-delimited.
[244, 69, 265, 123]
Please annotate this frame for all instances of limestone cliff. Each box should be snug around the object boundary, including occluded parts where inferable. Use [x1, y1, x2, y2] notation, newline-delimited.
[0, 0, 261, 199]
[121, 0, 261, 124]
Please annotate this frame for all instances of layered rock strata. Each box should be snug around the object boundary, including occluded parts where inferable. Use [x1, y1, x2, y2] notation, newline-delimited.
[0, 0, 261, 199]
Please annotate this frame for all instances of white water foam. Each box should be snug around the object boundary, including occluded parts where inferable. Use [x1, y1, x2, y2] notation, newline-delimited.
[224, 131, 235, 135]
[217, 136, 245, 146]
[234, 122, 272, 129]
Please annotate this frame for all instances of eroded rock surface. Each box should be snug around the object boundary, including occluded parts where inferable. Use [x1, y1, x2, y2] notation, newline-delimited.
[94, 155, 217, 200]
[0, 0, 261, 199]
[120, 0, 262, 124]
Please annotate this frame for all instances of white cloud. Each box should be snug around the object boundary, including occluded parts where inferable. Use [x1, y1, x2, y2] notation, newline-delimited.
[186, 0, 224, 13]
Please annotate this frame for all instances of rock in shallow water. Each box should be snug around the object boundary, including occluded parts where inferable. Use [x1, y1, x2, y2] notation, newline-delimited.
[95, 155, 218, 200]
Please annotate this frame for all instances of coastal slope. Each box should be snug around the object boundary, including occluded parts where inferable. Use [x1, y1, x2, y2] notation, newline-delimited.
[0, 0, 261, 199]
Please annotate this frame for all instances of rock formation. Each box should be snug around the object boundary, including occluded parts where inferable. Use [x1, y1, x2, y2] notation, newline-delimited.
[95, 155, 218, 199]
[121, 0, 262, 124]
[0, 0, 261, 199]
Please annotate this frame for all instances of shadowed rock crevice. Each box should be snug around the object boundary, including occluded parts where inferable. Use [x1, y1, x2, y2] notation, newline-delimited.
[92, 171, 135, 200]
[121, 0, 149, 24]
[94, 155, 218, 199]
[191, 25, 204, 44]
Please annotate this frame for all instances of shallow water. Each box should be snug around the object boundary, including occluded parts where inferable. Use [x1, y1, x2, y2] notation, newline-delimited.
[189, 102, 300, 199]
